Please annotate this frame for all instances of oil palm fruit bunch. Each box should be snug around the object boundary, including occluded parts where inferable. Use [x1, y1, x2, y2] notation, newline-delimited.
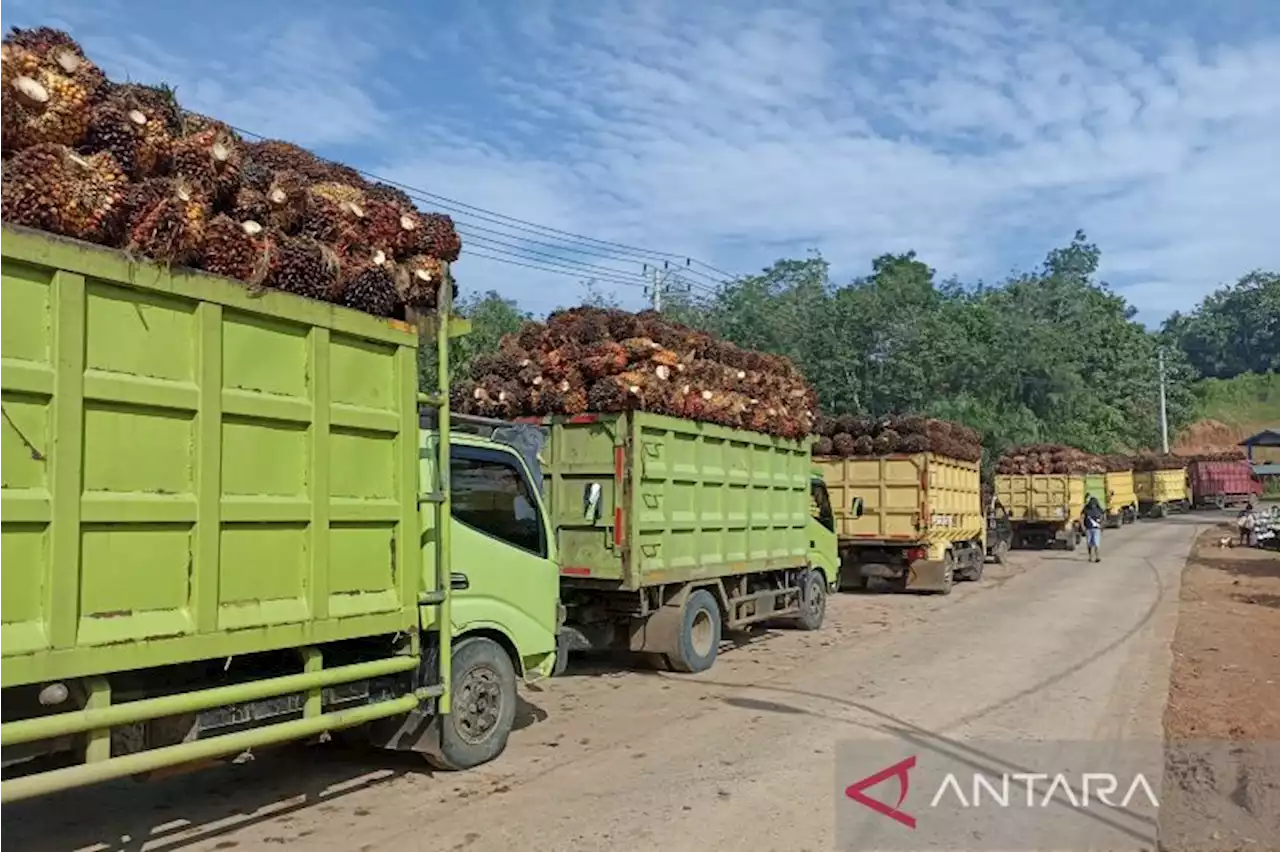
[80, 99, 154, 178]
[4, 27, 107, 102]
[126, 178, 210, 265]
[419, 212, 462, 262]
[396, 254, 453, 310]
[243, 139, 366, 186]
[170, 127, 242, 208]
[335, 250, 399, 317]
[1, 45, 94, 151]
[366, 182, 415, 209]
[300, 186, 366, 247]
[266, 234, 339, 302]
[2, 143, 127, 241]
[199, 216, 271, 284]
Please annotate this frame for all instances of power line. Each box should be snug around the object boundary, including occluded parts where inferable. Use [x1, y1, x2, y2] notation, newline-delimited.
[462, 250, 654, 289]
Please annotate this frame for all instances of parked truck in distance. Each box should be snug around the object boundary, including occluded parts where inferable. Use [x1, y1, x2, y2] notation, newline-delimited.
[0, 227, 560, 802]
[817, 452, 986, 594]
[530, 411, 838, 674]
[1136, 469, 1188, 518]
[995, 474, 1085, 549]
[1188, 459, 1263, 510]
[1104, 469, 1139, 527]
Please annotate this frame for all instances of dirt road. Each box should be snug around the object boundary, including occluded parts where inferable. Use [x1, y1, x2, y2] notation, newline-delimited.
[6, 517, 1206, 852]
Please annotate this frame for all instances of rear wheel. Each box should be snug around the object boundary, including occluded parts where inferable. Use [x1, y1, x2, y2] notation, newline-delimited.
[934, 552, 955, 595]
[791, 569, 827, 631]
[423, 637, 517, 770]
[665, 589, 722, 674]
[992, 540, 1010, 565]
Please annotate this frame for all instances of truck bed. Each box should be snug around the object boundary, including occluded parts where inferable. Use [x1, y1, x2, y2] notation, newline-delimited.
[536, 411, 812, 589]
[1, 227, 423, 687]
[995, 474, 1085, 524]
[815, 453, 982, 555]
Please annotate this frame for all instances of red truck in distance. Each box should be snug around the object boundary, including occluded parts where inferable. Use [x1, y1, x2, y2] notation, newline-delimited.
[1187, 459, 1263, 509]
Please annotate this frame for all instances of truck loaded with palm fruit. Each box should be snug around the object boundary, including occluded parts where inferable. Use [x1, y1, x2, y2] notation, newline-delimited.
[993, 445, 1098, 550]
[811, 416, 988, 594]
[1133, 454, 1190, 517]
[0, 27, 563, 801]
[453, 309, 840, 673]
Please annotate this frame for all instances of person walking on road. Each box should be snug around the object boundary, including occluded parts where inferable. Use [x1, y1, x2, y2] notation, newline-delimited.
[1081, 496, 1105, 562]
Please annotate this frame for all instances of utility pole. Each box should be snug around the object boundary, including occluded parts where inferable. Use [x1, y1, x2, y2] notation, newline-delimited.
[643, 261, 672, 312]
[1158, 347, 1169, 453]
[643, 258, 691, 312]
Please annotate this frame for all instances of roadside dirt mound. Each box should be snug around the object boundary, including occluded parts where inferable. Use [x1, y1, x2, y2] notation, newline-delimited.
[1174, 419, 1246, 455]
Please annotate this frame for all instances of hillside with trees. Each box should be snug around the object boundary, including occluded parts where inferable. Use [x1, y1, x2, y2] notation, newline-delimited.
[440, 231, 1277, 461]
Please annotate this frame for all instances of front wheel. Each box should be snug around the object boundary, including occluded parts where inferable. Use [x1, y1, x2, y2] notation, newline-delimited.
[790, 569, 827, 631]
[423, 637, 518, 770]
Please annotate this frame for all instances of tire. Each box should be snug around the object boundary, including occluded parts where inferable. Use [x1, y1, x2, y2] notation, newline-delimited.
[665, 589, 722, 674]
[791, 569, 827, 631]
[992, 540, 1010, 565]
[552, 638, 570, 677]
[1214, 494, 1226, 511]
[423, 637, 518, 771]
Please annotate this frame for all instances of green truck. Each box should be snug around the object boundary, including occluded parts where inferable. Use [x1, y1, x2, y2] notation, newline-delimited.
[521, 411, 839, 674]
[0, 226, 560, 801]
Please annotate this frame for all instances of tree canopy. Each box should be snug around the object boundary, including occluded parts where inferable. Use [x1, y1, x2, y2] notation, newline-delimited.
[1161, 270, 1279, 379]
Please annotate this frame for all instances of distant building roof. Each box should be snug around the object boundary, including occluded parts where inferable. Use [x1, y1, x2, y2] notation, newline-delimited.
[1240, 428, 1280, 447]
[1253, 463, 1280, 476]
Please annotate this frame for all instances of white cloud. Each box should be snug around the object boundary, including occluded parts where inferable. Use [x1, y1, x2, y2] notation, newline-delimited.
[7, 0, 1279, 321]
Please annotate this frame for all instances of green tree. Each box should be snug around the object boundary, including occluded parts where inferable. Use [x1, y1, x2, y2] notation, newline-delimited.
[1162, 270, 1280, 379]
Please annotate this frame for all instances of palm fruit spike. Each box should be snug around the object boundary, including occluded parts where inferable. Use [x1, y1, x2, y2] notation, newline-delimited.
[337, 252, 400, 317]
[170, 127, 242, 208]
[268, 235, 340, 302]
[200, 215, 270, 284]
[126, 178, 211, 265]
[2, 60, 93, 150]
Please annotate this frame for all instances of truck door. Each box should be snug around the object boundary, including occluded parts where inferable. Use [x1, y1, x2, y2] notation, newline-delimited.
[448, 444, 559, 674]
[808, 477, 839, 586]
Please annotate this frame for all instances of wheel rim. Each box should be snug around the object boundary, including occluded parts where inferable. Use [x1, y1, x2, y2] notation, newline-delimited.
[455, 664, 503, 744]
[689, 608, 715, 657]
[804, 576, 825, 618]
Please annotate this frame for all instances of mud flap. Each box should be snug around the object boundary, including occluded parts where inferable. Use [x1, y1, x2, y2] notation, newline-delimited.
[905, 559, 950, 592]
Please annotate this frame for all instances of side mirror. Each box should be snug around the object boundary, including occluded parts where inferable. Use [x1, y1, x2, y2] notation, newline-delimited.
[583, 482, 602, 521]
[850, 496, 864, 519]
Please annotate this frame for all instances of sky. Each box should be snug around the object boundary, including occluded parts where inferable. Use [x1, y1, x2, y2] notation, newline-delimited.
[7, 0, 1280, 325]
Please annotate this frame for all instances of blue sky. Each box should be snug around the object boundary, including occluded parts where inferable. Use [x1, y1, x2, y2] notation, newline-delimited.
[7, 0, 1279, 324]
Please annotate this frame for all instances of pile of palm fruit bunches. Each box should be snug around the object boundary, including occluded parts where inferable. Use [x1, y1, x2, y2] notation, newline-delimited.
[453, 306, 818, 440]
[811, 414, 983, 462]
[996, 444, 1107, 475]
[1133, 449, 1245, 471]
[0, 27, 459, 319]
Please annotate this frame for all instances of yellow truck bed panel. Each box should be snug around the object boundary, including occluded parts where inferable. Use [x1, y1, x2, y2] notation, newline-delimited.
[1135, 470, 1186, 503]
[1104, 470, 1137, 514]
[816, 453, 983, 547]
[995, 474, 1085, 523]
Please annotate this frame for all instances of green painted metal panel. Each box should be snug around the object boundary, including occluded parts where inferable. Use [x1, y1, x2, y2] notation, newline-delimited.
[0, 227, 426, 687]
[541, 411, 813, 589]
[1084, 473, 1106, 507]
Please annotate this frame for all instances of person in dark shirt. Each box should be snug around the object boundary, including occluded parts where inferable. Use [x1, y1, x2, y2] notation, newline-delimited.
[1081, 496, 1106, 562]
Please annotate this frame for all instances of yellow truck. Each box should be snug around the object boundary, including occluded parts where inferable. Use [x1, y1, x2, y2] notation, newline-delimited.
[1104, 470, 1139, 528]
[1135, 469, 1189, 517]
[995, 474, 1085, 550]
[816, 453, 986, 594]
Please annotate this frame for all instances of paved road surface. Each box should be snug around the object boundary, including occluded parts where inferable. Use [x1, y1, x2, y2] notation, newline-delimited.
[5, 515, 1208, 852]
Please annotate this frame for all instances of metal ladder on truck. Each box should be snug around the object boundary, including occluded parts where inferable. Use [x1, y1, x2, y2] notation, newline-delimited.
[414, 270, 466, 714]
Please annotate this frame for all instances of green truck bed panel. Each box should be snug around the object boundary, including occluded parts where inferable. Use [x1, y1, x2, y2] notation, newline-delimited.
[1, 227, 424, 686]
[539, 411, 813, 588]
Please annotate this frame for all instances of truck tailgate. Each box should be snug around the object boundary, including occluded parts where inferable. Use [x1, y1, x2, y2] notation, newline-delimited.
[817, 453, 982, 544]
